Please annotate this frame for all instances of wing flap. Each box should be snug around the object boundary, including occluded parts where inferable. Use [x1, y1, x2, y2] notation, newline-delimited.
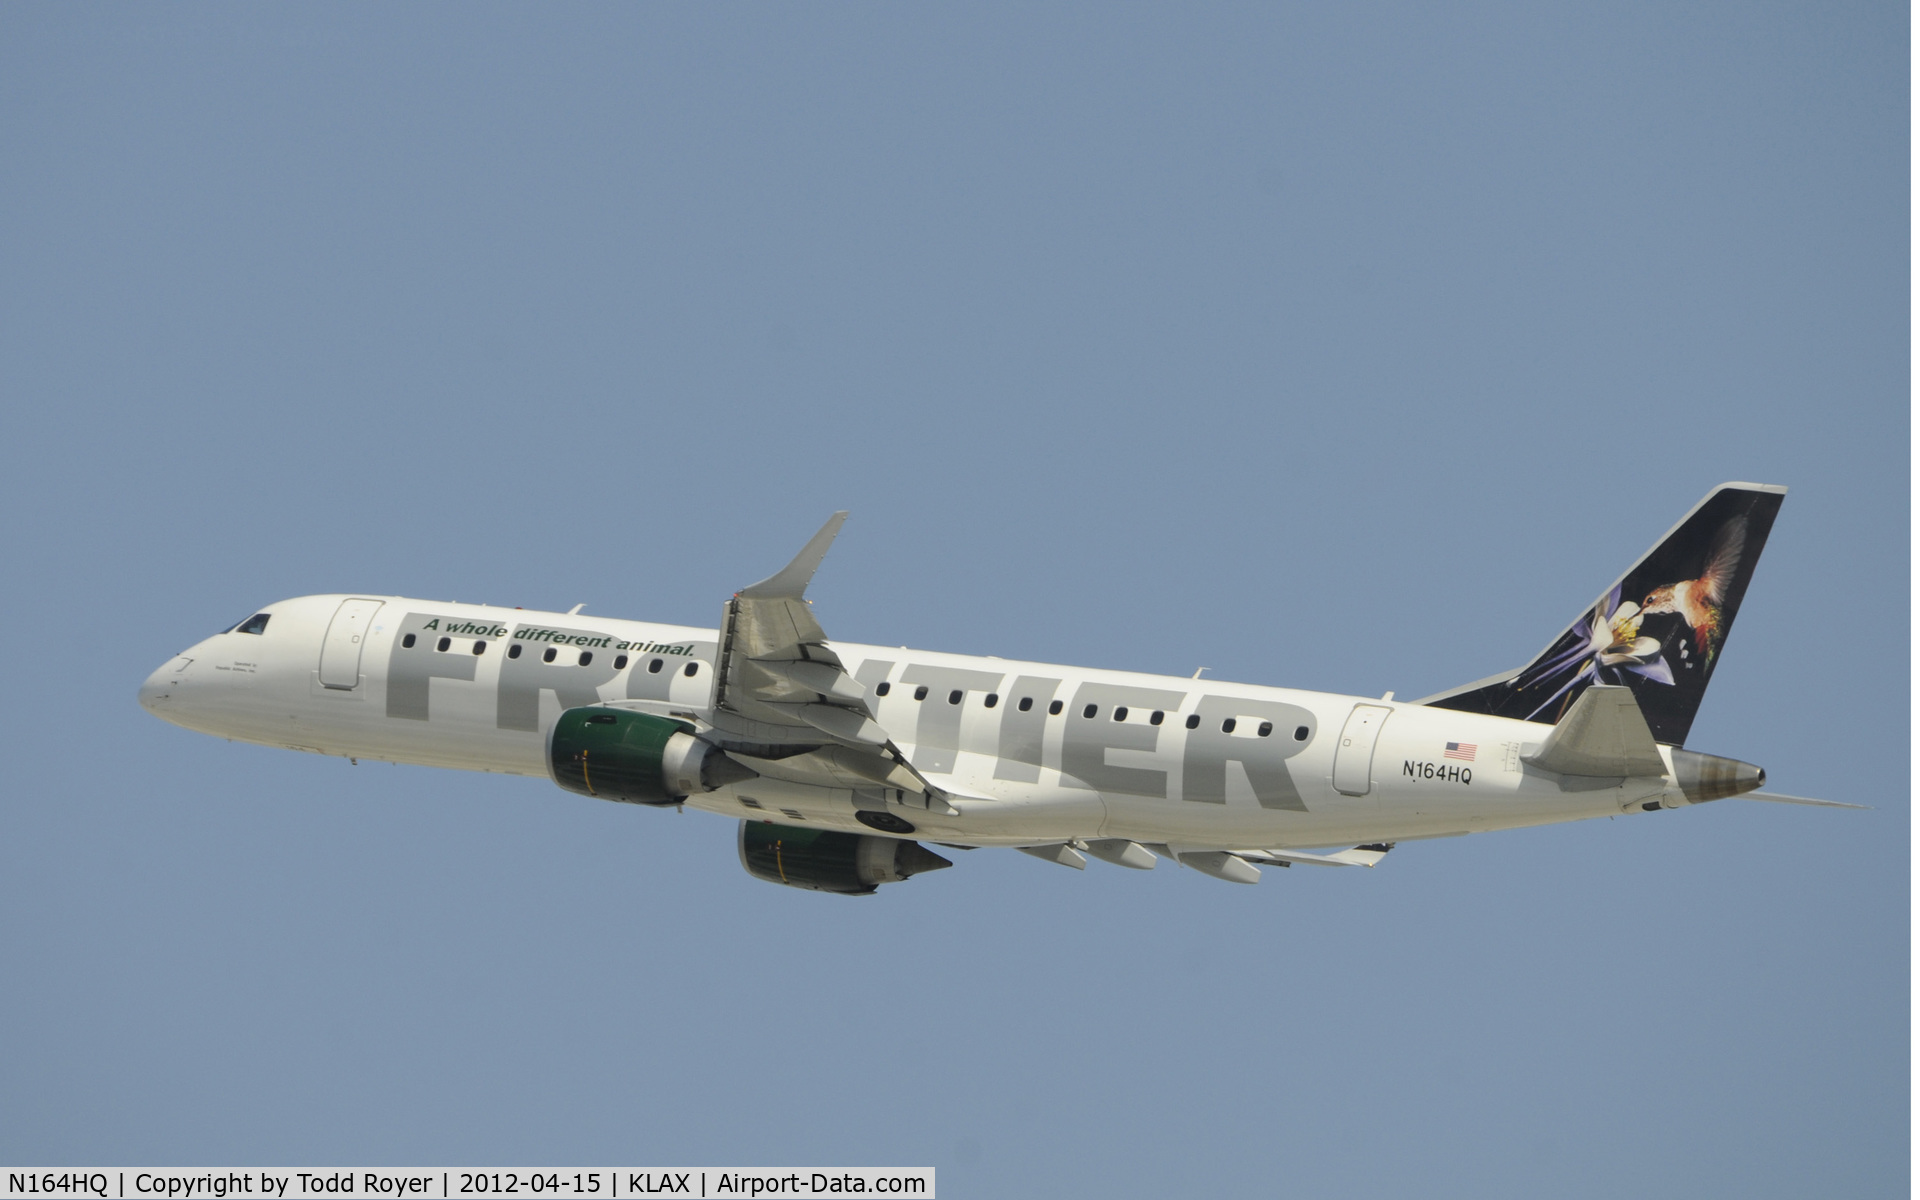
[761, 701, 889, 746]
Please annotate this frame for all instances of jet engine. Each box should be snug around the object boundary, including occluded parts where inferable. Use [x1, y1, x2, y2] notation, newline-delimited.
[737, 821, 952, 895]
[549, 707, 755, 806]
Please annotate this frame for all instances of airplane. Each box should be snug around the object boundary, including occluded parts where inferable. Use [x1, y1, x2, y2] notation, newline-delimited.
[138, 482, 1856, 895]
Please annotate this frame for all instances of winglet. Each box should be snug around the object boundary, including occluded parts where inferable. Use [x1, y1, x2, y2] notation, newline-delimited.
[739, 512, 849, 599]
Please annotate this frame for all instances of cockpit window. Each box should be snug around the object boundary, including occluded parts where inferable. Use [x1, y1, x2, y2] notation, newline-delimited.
[234, 613, 271, 635]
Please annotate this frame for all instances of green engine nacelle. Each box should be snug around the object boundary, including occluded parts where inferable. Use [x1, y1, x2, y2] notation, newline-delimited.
[737, 821, 953, 895]
[549, 707, 754, 806]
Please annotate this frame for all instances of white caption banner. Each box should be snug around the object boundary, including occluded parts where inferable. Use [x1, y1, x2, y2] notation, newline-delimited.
[1, 1173, 933, 1200]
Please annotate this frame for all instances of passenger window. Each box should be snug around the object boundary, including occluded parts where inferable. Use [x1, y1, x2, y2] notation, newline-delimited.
[684, 662, 699, 677]
[402, 633, 417, 649]
[579, 651, 593, 666]
[1113, 706, 1129, 722]
[542, 647, 557, 663]
[1150, 710, 1164, 725]
[614, 654, 628, 670]
[436, 637, 451, 652]
[1294, 725, 1310, 742]
[875, 681, 891, 697]
[1222, 717, 1237, 733]
[984, 693, 999, 708]
[1083, 704, 1098, 719]
[1257, 721, 1273, 737]
[236, 614, 270, 635]
[1018, 697, 1033, 712]
[914, 686, 929, 701]
[472, 641, 486, 655]
[948, 689, 963, 705]
[1049, 700, 1063, 715]
[508, 644, 523, 659]
[1185, 714, 1200, 729]
[649, 658, 664, 673]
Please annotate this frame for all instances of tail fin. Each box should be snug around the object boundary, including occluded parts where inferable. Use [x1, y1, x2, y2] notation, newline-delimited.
[1421, 483, 1785, 745]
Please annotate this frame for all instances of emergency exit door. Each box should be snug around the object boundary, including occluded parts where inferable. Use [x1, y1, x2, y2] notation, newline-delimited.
[318, 598, 384, 690]
[1332, 704, 1392, 796]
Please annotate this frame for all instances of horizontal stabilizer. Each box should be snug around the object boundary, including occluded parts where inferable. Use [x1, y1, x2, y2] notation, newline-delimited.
[1742, 791, 1869, 810]
[1522, 685, 1665, 778]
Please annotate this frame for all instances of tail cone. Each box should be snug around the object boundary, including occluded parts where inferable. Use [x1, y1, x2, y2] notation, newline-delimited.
[1670, 748, 1765, 803]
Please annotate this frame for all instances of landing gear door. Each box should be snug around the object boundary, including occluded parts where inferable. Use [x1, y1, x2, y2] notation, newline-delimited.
[318, 598, 385, 690]
[1332, 704, 1392, 796]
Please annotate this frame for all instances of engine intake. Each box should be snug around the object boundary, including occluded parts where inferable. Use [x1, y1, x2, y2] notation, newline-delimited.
[549, 707, 755, 805]
[737, 821, 952, 895]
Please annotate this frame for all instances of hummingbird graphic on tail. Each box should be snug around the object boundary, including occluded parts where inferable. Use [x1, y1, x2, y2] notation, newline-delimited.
[1640, 516, 1747, 671]
[1420, 483, 1783, 747]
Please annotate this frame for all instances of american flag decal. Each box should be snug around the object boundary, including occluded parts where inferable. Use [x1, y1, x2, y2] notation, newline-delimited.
[1444, 741, 1477, 762]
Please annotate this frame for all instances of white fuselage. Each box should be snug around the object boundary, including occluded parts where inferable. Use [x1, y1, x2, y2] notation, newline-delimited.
[139, 594, 1676, 850]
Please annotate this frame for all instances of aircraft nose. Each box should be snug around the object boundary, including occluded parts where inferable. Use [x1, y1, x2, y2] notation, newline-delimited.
[139, 655, 193, 713]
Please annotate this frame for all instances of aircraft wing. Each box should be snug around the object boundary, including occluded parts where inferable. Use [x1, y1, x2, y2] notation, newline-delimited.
[705, 513, 957, 815]
[1238, 844, 1393, 868]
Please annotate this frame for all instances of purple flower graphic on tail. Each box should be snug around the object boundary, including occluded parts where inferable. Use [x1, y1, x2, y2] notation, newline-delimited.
[1513, 585, 1675, 722]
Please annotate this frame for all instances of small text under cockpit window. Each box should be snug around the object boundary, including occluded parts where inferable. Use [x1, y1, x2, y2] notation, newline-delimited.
[235, 614, 270, 635]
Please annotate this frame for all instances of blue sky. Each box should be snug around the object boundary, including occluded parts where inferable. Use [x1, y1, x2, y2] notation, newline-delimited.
[0, 5, 1906, 1195]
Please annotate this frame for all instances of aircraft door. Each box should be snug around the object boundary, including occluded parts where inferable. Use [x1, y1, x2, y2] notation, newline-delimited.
[318, 598, 385, 690]
[1332, 704, 1392, 796]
